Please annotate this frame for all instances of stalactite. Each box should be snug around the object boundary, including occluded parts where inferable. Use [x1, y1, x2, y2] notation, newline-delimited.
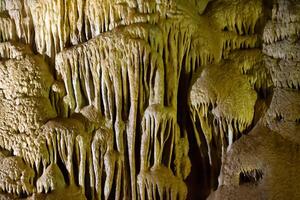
[0, 152, 35, 196]
[0, 14, 16, 42]
[36, 163, 66, 193]
[0, 0, 298, 199]
[210, 1, 300, 199]
[138, 104, 189, 200]
[267, 57, 300, 89]
[0, 42, 56, 181]
[188, 48, 269, 190]
[39, 117, 90, 189]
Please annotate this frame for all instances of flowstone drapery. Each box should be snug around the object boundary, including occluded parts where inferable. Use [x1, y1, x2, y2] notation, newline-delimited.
[0, 0, 299, 199]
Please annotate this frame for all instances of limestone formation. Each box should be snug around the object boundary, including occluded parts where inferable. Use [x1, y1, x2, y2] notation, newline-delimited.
[0, 0, 298, 199]
[0, 149, 35, 196]
[209, 1, 300, 199]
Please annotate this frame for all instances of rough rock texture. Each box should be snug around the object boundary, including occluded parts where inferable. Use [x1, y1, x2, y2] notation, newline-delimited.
[208, 0, 300, 199]
[0, 0, 298, 200]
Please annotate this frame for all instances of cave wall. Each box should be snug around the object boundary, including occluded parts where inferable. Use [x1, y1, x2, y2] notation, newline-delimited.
[0, 0, 299, 199]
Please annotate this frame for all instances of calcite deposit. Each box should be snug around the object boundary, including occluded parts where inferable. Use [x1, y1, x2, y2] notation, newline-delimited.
[0, 0, 298, 199]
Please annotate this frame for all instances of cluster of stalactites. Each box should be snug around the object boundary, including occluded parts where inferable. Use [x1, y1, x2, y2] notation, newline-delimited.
[55, 26, 165, 116]
[187, 0, 266, 171]
[0, 0, 276, 199]
[209, 2, 300, 199]
[188, 47, 270, 192]
[188, 49, 265, 154]
[138, 104, 190, 200]
[262, 0, 300, 142]
[34, 105, 127, 199]
[0, 151, 35, 196]
[208, 0, 262, 34]
[0, 0, 210, 62]
[263, 0, 300, 91]
[0, 0, 32, 44]
[0, 41, 56, 188]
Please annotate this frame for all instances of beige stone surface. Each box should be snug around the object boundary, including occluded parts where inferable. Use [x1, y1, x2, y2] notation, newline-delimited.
[0, 0, 298, 199]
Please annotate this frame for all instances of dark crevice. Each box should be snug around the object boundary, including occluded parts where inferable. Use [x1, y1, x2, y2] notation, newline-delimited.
[239, 169, 264, 185]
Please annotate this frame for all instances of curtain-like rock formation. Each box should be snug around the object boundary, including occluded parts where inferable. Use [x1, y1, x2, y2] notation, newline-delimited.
[0, 0, 298, 199]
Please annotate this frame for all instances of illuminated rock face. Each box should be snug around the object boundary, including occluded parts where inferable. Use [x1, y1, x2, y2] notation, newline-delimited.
[0, 0, 298, 199]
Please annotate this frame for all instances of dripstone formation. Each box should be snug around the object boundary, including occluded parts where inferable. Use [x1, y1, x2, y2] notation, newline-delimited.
[0, 0, 299, 199]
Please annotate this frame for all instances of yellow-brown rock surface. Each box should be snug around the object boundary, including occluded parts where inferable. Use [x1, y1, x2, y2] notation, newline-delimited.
[0, 0, 298, 199]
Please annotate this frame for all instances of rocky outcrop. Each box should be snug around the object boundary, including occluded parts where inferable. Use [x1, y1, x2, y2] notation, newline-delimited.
[209, 0, 300, 199]
[0, 150, 34, 196]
